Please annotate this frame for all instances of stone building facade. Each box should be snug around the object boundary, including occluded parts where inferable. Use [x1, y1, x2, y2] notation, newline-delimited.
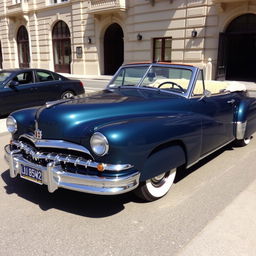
[0, 0, 256, 81]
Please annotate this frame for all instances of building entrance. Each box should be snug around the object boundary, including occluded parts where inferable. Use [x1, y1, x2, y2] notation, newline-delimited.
[52, 21, 71, 74]
[0, 41, 2, 69]
[104, 23, 124, 75]
[217, 14, 256, 82]
[17, 26, 30, 68]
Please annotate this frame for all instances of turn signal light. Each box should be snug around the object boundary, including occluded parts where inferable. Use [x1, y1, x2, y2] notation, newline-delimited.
[97, 163, 105, 172]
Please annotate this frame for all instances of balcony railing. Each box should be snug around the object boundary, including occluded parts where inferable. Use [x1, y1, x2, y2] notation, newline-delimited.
[88, 0, 126, 14]
[6, 0, 29, 17]
[212, 0, 247, 3]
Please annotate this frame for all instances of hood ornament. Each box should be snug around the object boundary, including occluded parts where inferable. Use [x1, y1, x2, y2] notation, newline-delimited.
[34, 128, 42, 140]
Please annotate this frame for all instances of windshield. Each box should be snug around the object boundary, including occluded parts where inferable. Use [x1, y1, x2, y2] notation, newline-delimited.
[0, 72, 12, 87]
[108, 65, 192, 94]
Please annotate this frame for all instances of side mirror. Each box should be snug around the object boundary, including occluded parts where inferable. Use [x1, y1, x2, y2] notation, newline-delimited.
[9, 80, 19, 88]
[199, 89, 211, 101]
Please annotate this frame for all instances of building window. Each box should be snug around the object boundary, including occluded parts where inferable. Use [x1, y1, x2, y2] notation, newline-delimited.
[153, 37, 172, 62]
[49, 0, 68, 4]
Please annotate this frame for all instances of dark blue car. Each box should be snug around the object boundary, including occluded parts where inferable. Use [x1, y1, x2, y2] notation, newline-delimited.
[0, 68, 85, 116]
[4, 63, 256, 201]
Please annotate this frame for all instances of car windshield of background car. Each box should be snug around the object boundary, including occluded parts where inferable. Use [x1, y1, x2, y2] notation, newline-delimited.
[0, 72, 11, 87]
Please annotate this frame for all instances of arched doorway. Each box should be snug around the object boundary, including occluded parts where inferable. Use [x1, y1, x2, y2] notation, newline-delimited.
[0, 41, 2, 69]
[52, 21, 71, 73]
[17, 26, 30, 68]
[104, 23, 124, 75]
[217, 14, 256, 81]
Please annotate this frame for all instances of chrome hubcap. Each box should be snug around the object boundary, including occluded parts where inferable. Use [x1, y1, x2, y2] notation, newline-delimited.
[63, 92, 74, 99]
[151, 172, 169, 187]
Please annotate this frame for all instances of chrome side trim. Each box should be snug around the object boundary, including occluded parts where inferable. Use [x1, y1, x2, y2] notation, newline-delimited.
[19, 134, 93, 158]
[236, 121, 247, 140]
[11, 141, 133, 172]
[4, 145, 140, 195]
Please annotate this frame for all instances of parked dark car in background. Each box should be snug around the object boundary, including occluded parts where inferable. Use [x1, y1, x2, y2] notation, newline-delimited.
[4, 63, 256, 202]
[0, 68, 85, 116]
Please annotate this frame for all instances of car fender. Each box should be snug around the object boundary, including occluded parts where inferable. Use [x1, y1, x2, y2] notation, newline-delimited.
[140, 144, 186, 181]
[93, 112, 201, 171]
[235, 98, 256, 139]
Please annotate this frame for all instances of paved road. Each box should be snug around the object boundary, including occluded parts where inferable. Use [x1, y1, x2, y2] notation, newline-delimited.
[83, 78, 109, 94]
[1, 132, 256, 255]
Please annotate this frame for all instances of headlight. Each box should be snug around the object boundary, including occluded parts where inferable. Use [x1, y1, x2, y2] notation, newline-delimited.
[6, 116, 17, 134]
[90, 132, 109, 156]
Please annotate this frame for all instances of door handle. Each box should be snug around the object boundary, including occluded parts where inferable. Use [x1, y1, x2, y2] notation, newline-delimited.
[227, 99, 235, 104]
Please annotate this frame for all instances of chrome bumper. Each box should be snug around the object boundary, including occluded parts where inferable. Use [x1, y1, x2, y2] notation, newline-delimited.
[4, 145, 140, 195]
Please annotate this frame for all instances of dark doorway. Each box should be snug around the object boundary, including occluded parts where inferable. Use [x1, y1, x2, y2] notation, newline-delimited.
[216, 14, 256, 81]
[104, 23, 124, 75]
[52, 21, 71, 73]
[0, 41, 2, 69]
[17, 26, 30, 68]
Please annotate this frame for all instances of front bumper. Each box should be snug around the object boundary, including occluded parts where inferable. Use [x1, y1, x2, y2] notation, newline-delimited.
[4, 144, 140, 195]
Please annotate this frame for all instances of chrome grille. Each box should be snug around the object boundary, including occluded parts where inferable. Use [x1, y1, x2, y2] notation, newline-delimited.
[11, 139, 133, 172]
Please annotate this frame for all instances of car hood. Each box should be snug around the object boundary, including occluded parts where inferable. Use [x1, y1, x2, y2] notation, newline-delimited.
[15, 88, 186, 141]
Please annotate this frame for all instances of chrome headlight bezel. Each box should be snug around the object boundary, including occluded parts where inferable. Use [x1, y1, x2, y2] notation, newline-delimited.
[6, 116, 17, 134]
[90, 132, 109, 156]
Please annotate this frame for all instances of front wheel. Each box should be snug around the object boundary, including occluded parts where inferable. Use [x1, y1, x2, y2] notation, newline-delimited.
[135, 168, 176, 201]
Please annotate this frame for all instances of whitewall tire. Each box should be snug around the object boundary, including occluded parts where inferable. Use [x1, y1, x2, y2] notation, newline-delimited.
[135, 168, 176, 201]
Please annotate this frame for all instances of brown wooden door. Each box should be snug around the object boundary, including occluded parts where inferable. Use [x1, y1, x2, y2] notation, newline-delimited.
[52, 21, 71, 74]
[17, 26, 30, 68]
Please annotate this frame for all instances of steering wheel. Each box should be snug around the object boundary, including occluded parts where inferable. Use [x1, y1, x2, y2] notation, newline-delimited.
[158, 81, 185, 93]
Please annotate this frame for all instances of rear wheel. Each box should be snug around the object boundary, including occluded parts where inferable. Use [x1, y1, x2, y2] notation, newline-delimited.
[61, 91, 75, 99]
[135, 168, 176, 201]
[235, 136, 251, 147]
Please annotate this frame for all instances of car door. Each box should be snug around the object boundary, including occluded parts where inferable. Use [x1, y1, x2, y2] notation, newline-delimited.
[34, 70, 62, 104]
[199, 94, 239, 155]
[190, 72, 239, 156]
[0, 70, 40, 115]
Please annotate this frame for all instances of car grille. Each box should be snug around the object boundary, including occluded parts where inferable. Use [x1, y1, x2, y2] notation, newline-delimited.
[12, 139, 100, 175]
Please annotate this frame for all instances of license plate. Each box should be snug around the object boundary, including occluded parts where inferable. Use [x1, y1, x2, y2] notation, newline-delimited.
[20, 164, 43, 185]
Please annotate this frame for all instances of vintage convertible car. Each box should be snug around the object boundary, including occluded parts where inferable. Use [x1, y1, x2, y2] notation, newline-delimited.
[4, 63, 256, 201]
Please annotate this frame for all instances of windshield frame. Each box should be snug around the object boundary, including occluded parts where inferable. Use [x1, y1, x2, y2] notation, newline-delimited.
[107, 63, 198, 98]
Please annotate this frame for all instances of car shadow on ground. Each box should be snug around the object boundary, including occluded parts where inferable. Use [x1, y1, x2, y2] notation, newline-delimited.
[175, 142, 235, 183]
[1, 142, 236, 217]
[1, 170, 140, 217]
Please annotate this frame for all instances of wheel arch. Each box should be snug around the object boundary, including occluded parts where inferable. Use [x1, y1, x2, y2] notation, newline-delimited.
[140, 140, 187, 182]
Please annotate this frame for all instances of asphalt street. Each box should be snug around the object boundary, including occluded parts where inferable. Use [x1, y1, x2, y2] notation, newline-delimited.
[1, 131, 256, 255]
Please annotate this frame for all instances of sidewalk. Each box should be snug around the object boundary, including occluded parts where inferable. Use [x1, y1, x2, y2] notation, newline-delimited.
[0, 118, 7, 135]
[177, 178, 256, 256]
[59, 73, 112, 81]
